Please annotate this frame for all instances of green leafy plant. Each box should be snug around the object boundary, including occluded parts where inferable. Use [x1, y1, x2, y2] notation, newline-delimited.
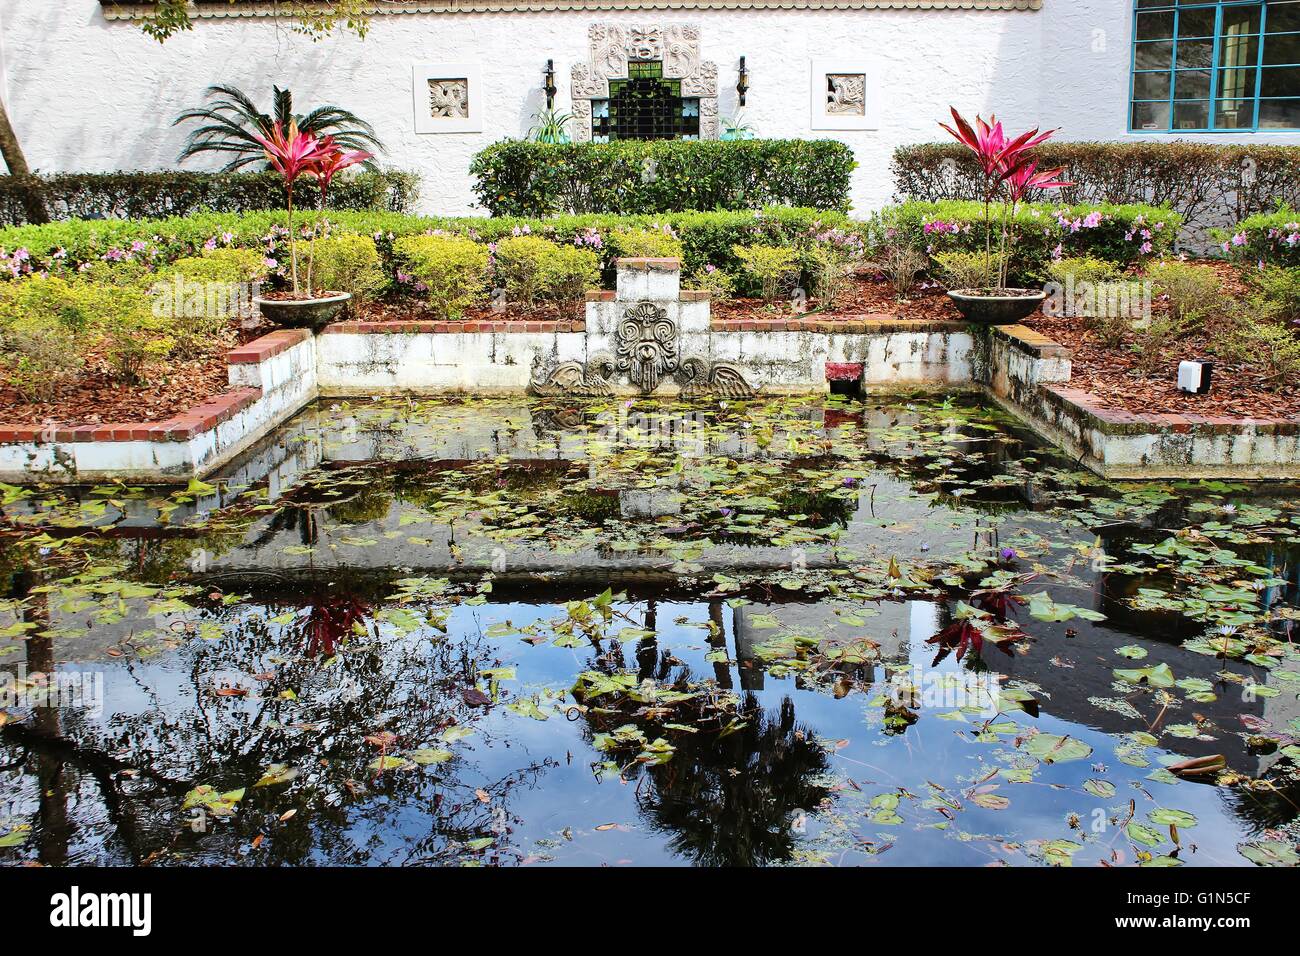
[611, 227, 684, 260]
[536, 245, 600, 318]
[934, 250, 1007, 291]
[685, 264, 735, 301]
[1044, 256, 1120, 287]
[1222, 319, 1300, 391]
[493, 235, 558, 306]
[733, 244, 801, 302]
[1147, 260, 1223, 325]
[310, 234, 386, 306]
[163, 248, 267, 354]
[527, 109, 574, 145]
[393, 235, 489, 319]
[174, 85, 382, 172]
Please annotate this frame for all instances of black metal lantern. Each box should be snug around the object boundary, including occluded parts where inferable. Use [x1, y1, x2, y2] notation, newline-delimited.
[544, 59, 557, 110]
[736, 56, 749, 107]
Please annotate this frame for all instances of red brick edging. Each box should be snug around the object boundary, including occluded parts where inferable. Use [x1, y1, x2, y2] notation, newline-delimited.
[0, 387, 262, 444]
[227, 328, 311, 364]
[1044, 386, 1300, 436]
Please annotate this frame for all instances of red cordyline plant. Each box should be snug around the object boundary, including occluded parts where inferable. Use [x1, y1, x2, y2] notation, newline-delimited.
[253, 120, 372, 295]
[939, 108, 1071, 289]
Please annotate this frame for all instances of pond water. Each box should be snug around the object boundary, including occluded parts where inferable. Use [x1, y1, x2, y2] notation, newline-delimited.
[1, 394, 1298, 867]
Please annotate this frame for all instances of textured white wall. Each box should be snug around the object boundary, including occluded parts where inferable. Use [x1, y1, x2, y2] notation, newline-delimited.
[0, 2, 1295, 216]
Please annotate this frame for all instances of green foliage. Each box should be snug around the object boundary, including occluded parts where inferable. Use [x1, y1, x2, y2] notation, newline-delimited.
[934, 250, 1007, 290]
[1246, 265, 1300, 323]
[393, 235, 489, 319]
[1045, 256, 1121, 287]
[527, 109, 575, 145]
[732, 244, 801, 301]
[610, 227, 684, 261]
[888, 200, 1180, 282]
[470, 139, 856, 216]
[493, 236, 559, 306]
[310, 234, 385, 305]
[893, 141, 1300, 238]
[168, 247, 267, 285]
[535, 245, 600, 317]
[800, 233, 864, 304]
[0, 170, 419, 226]
[685, 264, 735, 301]
[1223, 209, 1300, 266]
[1222, 319, 1300, 391]
[161, 248, 266, 355]
[1147, 260, 1223, 324]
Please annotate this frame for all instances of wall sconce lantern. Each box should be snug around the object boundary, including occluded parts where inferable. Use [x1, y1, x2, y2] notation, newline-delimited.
[736, 56, 749, 107]
[544, 59, 558, 110]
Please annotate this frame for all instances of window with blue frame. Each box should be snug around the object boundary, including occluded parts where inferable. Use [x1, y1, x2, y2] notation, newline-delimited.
[1130, 1, 1300, 131]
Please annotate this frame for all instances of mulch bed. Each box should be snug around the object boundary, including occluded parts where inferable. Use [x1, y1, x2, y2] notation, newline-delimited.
[1023, 261, 1300, 420]
[0, 321, 269, 428]
[357, 299, 584, 325]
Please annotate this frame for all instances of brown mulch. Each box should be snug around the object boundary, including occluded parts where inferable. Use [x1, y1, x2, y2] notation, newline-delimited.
[0, 321, 269, 428]
[1024, 260, 1300, 420]
[357, 299, 583, 324]
[710, 275, 956, 324]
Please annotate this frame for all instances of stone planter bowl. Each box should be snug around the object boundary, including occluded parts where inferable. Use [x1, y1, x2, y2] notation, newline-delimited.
[946, 288, 1047, 325]
[254, 292, 351, 331]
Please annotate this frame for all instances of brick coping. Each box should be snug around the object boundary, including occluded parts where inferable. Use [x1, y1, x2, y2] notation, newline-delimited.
[712, 316, 967, 333]
[0, 328, 303, 444]
[1042, 386, 1300, 436]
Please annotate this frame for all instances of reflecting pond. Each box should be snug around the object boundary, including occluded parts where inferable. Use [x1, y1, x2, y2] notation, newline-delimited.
[1, 394, 1298, 867]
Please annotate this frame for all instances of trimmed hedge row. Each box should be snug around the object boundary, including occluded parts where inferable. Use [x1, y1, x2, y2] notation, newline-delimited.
[891, 141, 1300, 237]
[886, 200, 1182, 279]
[0, 170, 422, 226]
[470, 139, 857, 217]
[0, 206, 858, 284]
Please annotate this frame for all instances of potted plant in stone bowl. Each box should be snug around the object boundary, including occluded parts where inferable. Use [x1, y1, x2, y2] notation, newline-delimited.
[252, 120, 371, 330]
[938, 108, 1071, 325]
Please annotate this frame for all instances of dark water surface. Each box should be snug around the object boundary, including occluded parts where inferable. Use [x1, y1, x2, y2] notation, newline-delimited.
[1, 394, 1298, 867]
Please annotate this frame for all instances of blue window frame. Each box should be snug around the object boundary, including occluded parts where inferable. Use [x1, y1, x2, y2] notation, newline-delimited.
[1130, 1, 1300, 131]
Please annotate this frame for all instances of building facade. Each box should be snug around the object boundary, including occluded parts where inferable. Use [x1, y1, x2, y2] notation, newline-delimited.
[1, 1, 1298, 215]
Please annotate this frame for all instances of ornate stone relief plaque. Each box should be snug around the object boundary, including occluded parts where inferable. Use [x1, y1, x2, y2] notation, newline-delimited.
[413, 63, 481, 133]
[810, 58, 880, 131]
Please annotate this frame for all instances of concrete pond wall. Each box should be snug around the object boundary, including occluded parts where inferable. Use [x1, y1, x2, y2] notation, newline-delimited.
[2, 258, 1297, 484]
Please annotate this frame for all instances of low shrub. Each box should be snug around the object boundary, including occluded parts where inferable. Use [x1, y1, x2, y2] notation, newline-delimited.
[536, 244, 600, 318]
[1147, 260, 1223, 325]
[685, 264, 734, 301]
[1217, 209, 1300, 266]
[493, 235, 557, 306]
[1222, 320, 1300, 391]
[393, 235, 489, 319]
[471, 139, 856, 216]
[733, 244, 800, 302]
[887, 200, 1180, 282]
[168, 247, 267, 285]
[933, 250, 1006, 290]
[1247, 266, 1300, 326]
[800, 228, 865, 303]
[610, 226, 684, 261]
[310, 234, 386, 306]
[1044, 256, 1121, 287]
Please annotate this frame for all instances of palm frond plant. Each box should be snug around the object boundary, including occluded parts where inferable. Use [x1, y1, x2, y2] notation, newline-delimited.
[174, 84, 383, 173]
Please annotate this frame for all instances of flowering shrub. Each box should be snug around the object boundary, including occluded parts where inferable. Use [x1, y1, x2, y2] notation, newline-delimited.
[392, 235, 488, 320]
[1218, 208, 1300, 267]
[887, 200, 1180, 281]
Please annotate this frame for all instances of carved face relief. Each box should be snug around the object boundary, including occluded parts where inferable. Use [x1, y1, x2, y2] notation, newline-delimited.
[616, 301, 678, 393]
[826, 74, 866, 116]
[628, 26, 663, 61]
[428, 79, 469, 118]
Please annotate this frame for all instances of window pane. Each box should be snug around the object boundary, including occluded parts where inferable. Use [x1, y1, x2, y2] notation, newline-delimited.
[1217, 67, 1258, 100]
[1215, 33, 1259, 69]
[1175, 69, 1212, 99]
[1215, 98, 1255, 129]
[1132, 99, 1172, 130]
[1177, 9, 1217, 38]
[1221, 6, 1262, 37]
[1264, 31, 1300, 65]
[1136, 11, 1176, 41]
[1176, 38, 1215, 69]
[1267, 4, 1300, 34]
[1259, 98, 1300, 127]
[1174, 100, 1211, 128]
[1133, 71, 1173, 99]
[1135, 40, 1175, 69]
[1262, 65, 1300, 96]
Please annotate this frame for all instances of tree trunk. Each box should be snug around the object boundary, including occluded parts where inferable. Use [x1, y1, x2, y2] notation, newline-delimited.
[0, 96, 49, 223]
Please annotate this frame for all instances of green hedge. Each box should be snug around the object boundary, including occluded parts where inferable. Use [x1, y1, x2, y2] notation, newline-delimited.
[0, 170, 422, 226]
[891, 141, 1300, 239]
[886, 200, 1181, 279]
[470, 139, 856, 217]
[0, 206, 857, 286]
[1220, 208, 1300, 267]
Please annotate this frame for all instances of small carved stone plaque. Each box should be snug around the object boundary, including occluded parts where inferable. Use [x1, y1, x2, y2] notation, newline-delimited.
[428, 79, 469, 119]
[826, 74, 866, 116]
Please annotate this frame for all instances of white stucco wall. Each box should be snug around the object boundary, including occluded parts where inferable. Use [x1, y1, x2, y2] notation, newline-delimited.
[0, 2, 1297, 217]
